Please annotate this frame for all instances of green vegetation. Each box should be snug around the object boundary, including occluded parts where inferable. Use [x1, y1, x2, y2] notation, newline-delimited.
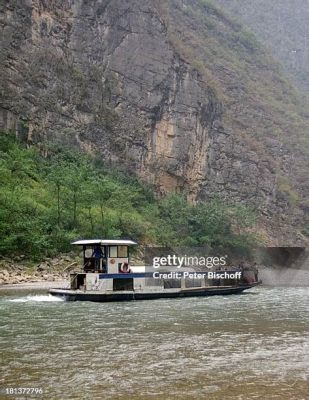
[0, 133, 259, 259]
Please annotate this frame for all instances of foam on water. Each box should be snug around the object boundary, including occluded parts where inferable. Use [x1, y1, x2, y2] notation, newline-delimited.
[8, 294, 64, 302]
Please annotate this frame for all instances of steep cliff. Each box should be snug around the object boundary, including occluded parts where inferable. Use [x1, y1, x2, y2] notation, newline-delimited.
[0, 0, 308, 245]
[215, 0, 309, 96]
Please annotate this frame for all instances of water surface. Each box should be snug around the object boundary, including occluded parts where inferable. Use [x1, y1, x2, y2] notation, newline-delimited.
[0, 287, 308, 399]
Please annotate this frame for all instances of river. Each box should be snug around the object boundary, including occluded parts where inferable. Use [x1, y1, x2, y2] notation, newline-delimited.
[0, 286, 308, 399]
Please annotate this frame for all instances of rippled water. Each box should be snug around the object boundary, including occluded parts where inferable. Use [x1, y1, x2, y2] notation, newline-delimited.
[0, 287, 308, 399]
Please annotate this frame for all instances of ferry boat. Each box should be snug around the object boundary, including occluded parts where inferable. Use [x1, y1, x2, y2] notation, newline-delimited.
[49, 239, 261, 302]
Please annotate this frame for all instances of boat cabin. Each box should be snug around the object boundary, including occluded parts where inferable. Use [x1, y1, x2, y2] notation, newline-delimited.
[72, 239, 137, 273]
[72, 239, 137, 274]
[70, 239, 137, 291]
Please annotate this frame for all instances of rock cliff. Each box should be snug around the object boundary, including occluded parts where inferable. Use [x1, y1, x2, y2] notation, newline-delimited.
[0, 0, 308, 245]
[215, 0, 309, 96]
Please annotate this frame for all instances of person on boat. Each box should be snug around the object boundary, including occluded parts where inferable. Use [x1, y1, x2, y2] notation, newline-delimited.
[92, 245, 103, 271]
[119, 262, 131, 273]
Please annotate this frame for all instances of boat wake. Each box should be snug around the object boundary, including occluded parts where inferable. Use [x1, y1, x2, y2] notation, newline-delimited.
[8, 294, 64, 303]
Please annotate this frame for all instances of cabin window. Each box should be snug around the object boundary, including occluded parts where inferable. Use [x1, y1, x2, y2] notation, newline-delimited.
[113, 278, 133, 291]
[84, 247, 93, 258]
[118, 245, 128, 258]
[109, 246, 118, 258]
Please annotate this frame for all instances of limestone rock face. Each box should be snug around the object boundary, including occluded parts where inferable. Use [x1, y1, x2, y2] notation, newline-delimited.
[0, 0, 308, 245]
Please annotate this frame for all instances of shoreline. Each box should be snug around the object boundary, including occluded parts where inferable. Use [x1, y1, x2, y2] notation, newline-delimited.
[0, 254, 78, 287]
[0, 280, 68, 290]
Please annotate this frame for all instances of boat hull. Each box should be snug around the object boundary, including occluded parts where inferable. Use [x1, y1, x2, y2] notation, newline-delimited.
[49, 283, 260, 302]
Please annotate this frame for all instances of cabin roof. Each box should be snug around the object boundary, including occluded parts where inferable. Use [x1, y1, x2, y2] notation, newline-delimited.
[71, 239, 138, 246]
